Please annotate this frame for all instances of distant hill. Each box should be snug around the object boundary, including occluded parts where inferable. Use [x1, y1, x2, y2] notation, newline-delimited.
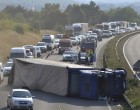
[0, 0, 140, 14]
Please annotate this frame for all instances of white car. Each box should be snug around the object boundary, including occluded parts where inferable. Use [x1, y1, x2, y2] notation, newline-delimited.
[103, 30, 112, 38]
[36, 42, 47, 53]
[54, 39, 60, 48]
[70, 37, 77, 46]
[3, 62, 13, 76]
[7, 89, 34, 110]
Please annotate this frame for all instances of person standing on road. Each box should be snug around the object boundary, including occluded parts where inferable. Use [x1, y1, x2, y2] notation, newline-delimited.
[86, 50, 90, 65]
[78, 51, 81, 63]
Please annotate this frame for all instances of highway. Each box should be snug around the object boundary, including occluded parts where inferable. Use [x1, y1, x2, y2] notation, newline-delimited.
[123, 33, 140, 78]
[0, 37, 121, 110]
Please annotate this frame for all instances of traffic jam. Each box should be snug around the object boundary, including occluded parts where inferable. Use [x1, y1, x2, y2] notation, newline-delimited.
[0, 21, 137, 110]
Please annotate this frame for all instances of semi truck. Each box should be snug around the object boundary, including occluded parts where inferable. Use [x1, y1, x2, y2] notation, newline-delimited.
[72, 23, 88, 35]
[102, 22, 111, 30]
[95, 24, 104, 30]
[65, 25, 74, 37]
[58, 35, 72, 54]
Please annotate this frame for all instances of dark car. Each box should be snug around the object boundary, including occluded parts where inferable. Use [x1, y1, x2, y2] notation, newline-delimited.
[92, 29, 103, 41]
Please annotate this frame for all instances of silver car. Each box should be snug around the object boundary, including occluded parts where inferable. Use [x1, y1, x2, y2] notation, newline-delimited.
[7, 89, 34, 110]
[3, 62, 13, 76]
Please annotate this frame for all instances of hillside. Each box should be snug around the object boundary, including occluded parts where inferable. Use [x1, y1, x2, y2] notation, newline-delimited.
[0, 30, 41, 63]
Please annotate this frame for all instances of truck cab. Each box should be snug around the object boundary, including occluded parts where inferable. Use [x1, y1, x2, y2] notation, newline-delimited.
[58, 39, 72, 54]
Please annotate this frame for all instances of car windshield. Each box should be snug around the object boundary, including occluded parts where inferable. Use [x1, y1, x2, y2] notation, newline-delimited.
[37, 43, 45, 46]
[80, 53, 86, 57]
[103, 31, 109, 33]
[42, 39, 51, 43]
[10, 53, 25, 58]
[5, 62, 13, 67]
[13, 91, 31, 98]
[64, 51, 74, 54]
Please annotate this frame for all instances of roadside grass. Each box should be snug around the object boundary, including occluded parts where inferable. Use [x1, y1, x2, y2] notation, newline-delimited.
[0, 30, 41, 63]
[40, 30, 59, 36]
[104, 33, 140, 110]
[0, 30, 59, 63]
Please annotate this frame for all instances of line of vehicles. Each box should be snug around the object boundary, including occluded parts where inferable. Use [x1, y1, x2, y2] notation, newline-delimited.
[0, 21, 138, 110]
[1, 21, 139, 79]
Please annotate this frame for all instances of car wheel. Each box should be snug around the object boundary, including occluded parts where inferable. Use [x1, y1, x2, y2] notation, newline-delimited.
[30, 109, 33, 110]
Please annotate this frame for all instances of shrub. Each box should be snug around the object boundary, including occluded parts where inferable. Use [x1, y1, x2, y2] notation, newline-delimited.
[14, 25, 24, 34]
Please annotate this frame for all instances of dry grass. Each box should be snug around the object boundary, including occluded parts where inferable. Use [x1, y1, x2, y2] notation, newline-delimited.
[0, 30, 41, 63]
[40, 30, 59, 36]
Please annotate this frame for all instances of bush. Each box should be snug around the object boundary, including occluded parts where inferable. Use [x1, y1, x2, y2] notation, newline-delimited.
[53, 24, 64, 33]
[14, 25, 24, 34]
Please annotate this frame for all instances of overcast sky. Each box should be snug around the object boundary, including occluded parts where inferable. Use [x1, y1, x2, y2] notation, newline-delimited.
[75, 0, 140, 3]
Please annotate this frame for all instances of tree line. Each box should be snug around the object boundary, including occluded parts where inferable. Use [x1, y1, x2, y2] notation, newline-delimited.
[0, 1, 140, 33]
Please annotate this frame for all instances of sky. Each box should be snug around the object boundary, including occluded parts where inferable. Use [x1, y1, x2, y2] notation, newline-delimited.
[75, 0, 140, 4]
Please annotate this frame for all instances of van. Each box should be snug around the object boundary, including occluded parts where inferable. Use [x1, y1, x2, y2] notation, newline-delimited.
[42, 34, 55, 50]
[9, 47, 27, 59]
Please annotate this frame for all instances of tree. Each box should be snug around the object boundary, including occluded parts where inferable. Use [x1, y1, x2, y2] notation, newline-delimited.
[108, 6, 138, 22]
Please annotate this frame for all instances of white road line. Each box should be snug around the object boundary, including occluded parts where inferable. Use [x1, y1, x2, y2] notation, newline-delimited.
[59, 104, 62, 110]
[123, 35, 140, 80]
[106, 101, 112, 110]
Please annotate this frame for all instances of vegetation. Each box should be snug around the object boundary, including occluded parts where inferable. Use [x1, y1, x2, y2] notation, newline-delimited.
[104, 33, 140, 110]
[0, 2, 140, 108]
[0, 1, 140, 32]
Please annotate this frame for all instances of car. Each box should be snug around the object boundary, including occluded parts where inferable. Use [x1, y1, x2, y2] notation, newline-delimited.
[54, 38, 60, 48]
[9, 47, 27, 60]
[56, 34, 63, 39]
[92, 29, 103, 41]
[62, 50, 78, 62]
[7, 89, 34, 110]
[3, 62, 13, 76]
[0, 62, 3, 82]
[70, 37, 77, 46]
[77, 52, 86, 64]
[102, 30, 112, 38]
[36, 42, 47, 53]
[109, 29, 116, 35]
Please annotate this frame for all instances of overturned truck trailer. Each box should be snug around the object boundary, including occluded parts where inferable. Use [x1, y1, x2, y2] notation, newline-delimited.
[8, 58, 92, 96]
[8, 58, 127, 100]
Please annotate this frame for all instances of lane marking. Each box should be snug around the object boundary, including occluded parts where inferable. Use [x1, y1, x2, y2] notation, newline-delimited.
[123, 35, 140, 80]
[59, 104, 62, 110]
[106, 101, 112, 110]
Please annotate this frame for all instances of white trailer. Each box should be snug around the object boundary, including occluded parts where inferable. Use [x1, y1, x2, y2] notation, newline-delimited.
[102, 22, 111, 30]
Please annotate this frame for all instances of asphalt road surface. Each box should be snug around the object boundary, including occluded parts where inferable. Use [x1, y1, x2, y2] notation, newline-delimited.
[0, 37, 121, 110]
[124, 33, 140, 78]
[47, 37, 114, 68]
